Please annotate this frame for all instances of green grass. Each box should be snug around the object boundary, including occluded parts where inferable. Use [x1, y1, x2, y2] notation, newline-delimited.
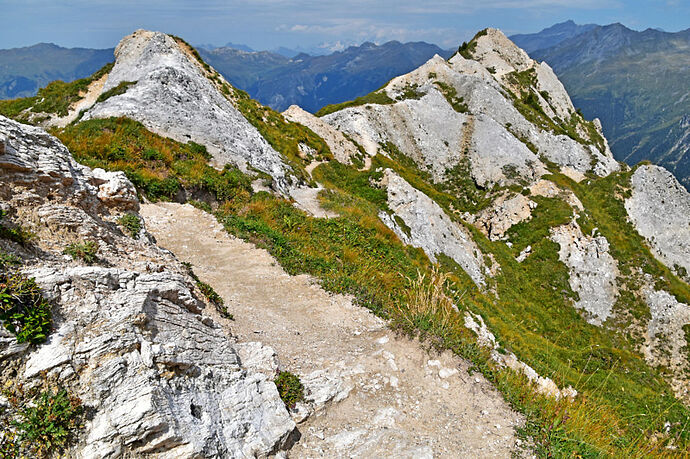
[0, 267, 52, 344]
[117, 214, 142, 238]
[53, 117, 253, 206]
[0, 62, 113, 122]
[455, 29, 488, 60]
[1, 384, 84, 458]
[434, 81, 468, 113]
[233, 88, 332, 183]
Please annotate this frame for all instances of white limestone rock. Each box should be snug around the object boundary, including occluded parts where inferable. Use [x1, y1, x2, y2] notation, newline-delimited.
[468, 192, 535, 241]
[625, 164, 690, 276]
[641, 287, 690, 400]
[27, 267, 296, 458]
[283, 105, 362, 165]
[550, 221, 619, 325]
[378, 169, 485, 287]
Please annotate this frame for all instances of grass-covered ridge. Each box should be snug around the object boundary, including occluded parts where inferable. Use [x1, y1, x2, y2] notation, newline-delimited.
[231, 87, 332, 183]
[315, 88, 395, 117]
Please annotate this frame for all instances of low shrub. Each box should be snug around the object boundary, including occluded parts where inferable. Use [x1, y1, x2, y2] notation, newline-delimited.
[273, 371, 304, 409]
[64, 241, 98, 264]
[117, 214, 141, 238]
[0, 270, 52, 344]
[1, 385, 84, 458]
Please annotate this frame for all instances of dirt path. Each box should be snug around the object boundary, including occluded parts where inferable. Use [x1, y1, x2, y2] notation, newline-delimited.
[141, 202, 525, 458]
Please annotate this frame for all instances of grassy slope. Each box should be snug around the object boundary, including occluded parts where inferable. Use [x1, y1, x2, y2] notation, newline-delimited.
[0, 63, 113, 122]
[3, 40, 689, 456]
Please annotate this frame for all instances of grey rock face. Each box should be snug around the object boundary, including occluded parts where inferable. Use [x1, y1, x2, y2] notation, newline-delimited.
[550, 222, 619, 325]
[283, 105, 361, 165]
[83, 30, 294, 192]
[378, 169, 486, 287]
[0, 116, 296, 458]
[625, 165, 690, 275]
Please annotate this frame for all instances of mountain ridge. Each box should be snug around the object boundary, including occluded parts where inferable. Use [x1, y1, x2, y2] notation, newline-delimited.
[1, 27, 689, 457]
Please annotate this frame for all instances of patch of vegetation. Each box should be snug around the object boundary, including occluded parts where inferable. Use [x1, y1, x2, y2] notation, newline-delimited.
[0, 384, 84, 458]
[232, 88, 332, 182]
[433, 81, 468, 113]
[64, 241, 98, 264]
[96, 80, 136, 103]
[0, 249, 20, 269]
[315, 90, 394, 117]
[170, 35, 213, 73]
[0, 210, 34, 245]
[273, 371, 304, 409]
[0, 266, 52, 344]
[182, 262, 232, 319]
[396, 83, 424, 101]
[117, 213, 142, 238]
[0, 63, 113, 122]
[456, 29, 488, 59]
[503, 69, 607, 153]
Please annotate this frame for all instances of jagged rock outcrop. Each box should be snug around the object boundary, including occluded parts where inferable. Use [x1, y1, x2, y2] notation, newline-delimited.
[550, 221, 619, 325]
[0, 115, 296, 457]
[80, 30, 294, 192]
[322, 29, 618, 190]
[378, 169, 486, 287]
[625, 164, 690, 276]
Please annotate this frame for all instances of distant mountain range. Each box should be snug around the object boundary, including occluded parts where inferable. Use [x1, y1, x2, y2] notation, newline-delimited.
[0, 43, 113, 99]
[199, 41, 454, 112]
[511, 21, 690, 189]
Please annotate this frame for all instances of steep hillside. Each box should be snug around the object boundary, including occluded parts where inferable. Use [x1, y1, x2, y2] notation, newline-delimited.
[530, 23, 690, 189]
[0, 43, 113, 99]
[201, 41, 454, 112]
[2, 28, 690, 458]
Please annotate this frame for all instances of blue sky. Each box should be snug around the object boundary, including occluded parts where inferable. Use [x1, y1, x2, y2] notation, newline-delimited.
[1, 0, 687, 51]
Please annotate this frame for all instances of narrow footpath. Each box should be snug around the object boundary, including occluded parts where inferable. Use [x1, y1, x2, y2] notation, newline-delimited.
[141, 202, 525, 458]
